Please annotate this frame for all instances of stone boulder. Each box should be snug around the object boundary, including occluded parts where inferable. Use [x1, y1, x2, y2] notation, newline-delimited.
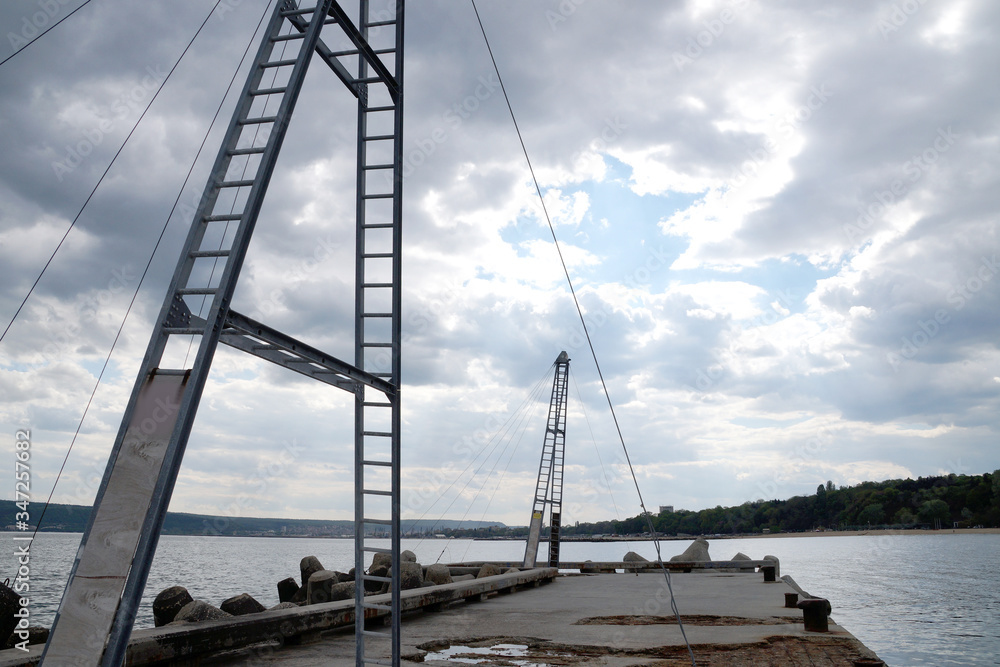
[220, 593, 266, 616]
[370, 552, 393, 572]
[580, 560, 600, 573]
[424, 563, 453, 586]
[389, 561, 424, 590]
[0, 581, 21, 646]
[277, 577, 299, 603]
[336, 570, 353, 583]
[716, 551, 754, 572]
[300, 556, 325, 588]
[476, 563, 502, 579]
[623, 551, 649, 573]
[401, 550, 417, 563]
[762, 555, 781, 578]
[669, 537, 711, 562]
[307, 569, 340, 604]
[172, 600, 232, 623]
[152, 586, 194, 627]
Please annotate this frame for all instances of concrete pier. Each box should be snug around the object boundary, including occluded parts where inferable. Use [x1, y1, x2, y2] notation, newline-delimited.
[205, 569, 882, 665]
[0, 566, 884, 665]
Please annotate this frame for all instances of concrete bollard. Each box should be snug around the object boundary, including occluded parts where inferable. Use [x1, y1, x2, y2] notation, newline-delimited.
[784, 592, 798, 608]
[761, 565, 776, 582]
[797, 597, 832, 632]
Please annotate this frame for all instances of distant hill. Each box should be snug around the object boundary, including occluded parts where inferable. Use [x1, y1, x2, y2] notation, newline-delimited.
[0, 500, 504, 537]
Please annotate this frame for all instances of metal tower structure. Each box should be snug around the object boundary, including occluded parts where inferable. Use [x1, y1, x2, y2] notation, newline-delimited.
[522, 351, 570, 568]
[42, 1, 404, 665]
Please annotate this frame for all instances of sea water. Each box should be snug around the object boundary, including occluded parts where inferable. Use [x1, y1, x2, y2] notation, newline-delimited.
[3, 532, 997, 665]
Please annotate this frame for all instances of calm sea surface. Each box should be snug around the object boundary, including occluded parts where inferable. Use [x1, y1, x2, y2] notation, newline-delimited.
[3, 532, 997, 665]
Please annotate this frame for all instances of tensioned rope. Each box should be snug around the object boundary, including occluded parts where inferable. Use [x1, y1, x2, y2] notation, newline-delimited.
[469, 3, 696, 663]
[0, 0, 96, 69]
[19, 0, 277, 555]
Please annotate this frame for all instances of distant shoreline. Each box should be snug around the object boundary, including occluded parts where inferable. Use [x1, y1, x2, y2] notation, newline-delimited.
[737, 527, 1000, 538]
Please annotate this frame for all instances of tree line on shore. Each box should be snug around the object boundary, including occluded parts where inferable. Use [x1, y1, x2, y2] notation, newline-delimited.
[443, 470, 1000, 538]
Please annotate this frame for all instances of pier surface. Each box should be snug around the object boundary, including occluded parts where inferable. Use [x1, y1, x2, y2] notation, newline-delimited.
[204, 570, 884, 666]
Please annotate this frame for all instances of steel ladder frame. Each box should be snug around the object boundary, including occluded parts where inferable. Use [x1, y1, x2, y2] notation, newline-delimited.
[40, 1, 404, 665]
[522, 351, 570, 568]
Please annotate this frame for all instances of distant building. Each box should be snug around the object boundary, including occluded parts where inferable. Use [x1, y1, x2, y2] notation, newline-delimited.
[659, 505, 674, 514]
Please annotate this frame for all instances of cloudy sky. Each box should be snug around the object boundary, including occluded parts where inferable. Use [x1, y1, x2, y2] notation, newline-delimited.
[1, 0, 998, 529]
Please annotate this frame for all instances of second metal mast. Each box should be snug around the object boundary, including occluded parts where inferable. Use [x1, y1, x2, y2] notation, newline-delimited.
[523, 351, 570, 568]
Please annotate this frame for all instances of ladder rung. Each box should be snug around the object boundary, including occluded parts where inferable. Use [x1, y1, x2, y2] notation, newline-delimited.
[366, 105, 395, 113]
[362, 401, 392, 407]
[363, 223, 395, 229]
[219, 179, 255, 188]
[363, 489, 392, 497]
[362, 193, 394, 200]
[228, 147, 266, 156]
[240, 116, 278, 125]
[280, 7, 314, 16]
[363, 282, 393, 288]
[363, 459, 392, 467]
[189, 249, 230, 258]
[362, 546, 391, 555]
[260, 59, 298, 68]
[363, 574, 391, 582]
[363, 313, 393, 318]
[358, 76, 386, 84]
[328, 49, 359, 57]
[251, 86, 288, 96]
[374, 48, 395, 55]
[364, 134, 394, 141]
[362, 342, 393, 348]
[204, 214, 243, 222]
[362, 431, 392, 438]
[177, 288, 217, 295]
[363, 252, 393, 258]
[362, 602, 392, 612]
[363, 518, 392, 526]
[271, 32, 306, 42]
[363, 163, 394, 170]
